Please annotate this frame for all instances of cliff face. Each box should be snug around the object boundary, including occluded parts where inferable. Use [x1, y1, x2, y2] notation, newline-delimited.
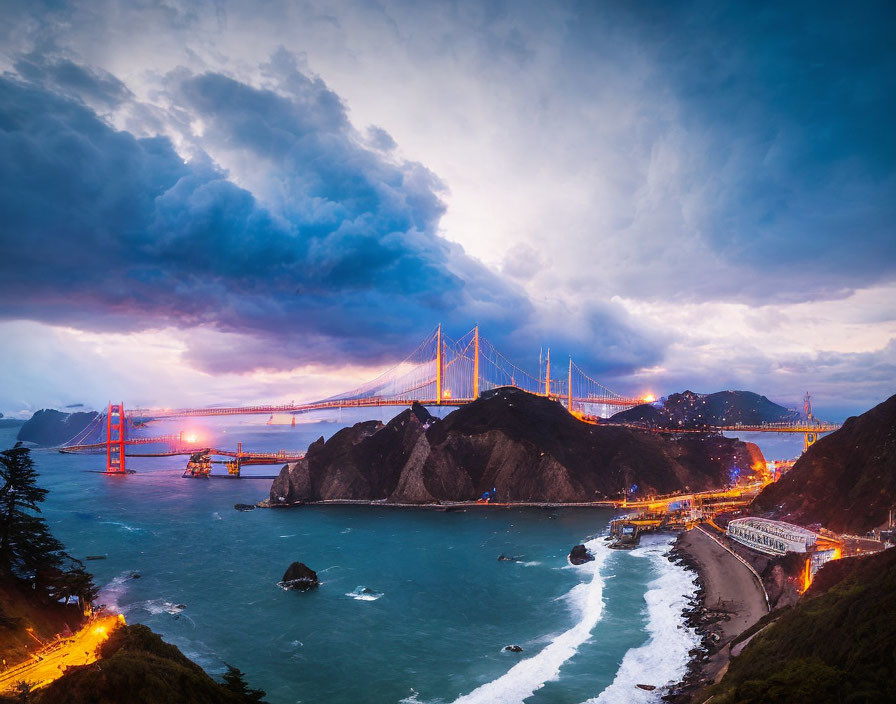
[17, 409, 98, 447]
[609, 390, 797, 428]
[751, 393, 896, 533]
[270, 388, 764, 505]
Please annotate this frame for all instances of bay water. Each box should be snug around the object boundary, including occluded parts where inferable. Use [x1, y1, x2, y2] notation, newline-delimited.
[2, 417, 802, 703]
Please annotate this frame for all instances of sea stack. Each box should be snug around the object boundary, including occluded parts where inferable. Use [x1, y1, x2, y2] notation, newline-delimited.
[568, 544, 594, 565]
[281, 562, 319, 591]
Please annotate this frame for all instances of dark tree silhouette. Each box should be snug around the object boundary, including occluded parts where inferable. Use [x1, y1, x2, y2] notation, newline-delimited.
[221, 665, 267, 703]
[0, 444, 96, 610]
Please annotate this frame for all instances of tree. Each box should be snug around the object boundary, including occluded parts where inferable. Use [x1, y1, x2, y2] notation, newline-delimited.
[220, 665, 267, 703]
[0, 444, 97, 608]
[0, 444, 63, 578]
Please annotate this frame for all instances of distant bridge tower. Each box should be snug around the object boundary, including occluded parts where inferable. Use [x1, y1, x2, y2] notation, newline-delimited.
[106, 403, 126, 474]
[803, 392, 818, 453]
[545, 348, 551, 397]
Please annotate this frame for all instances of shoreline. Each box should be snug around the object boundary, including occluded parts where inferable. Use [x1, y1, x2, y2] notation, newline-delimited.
[664, 526, 770, 702]
[258, 498, 624, 509]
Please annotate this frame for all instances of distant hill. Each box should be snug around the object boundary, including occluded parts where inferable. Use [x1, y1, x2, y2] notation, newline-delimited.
[608, 390, 798, 429]
[751, 393, 896, 533]
[17, 409, 98, 447]
[709, 545, 896, 703]
[271, 387, 765, 505]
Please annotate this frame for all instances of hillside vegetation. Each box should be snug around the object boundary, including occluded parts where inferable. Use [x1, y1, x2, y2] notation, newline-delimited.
[709, 546, 896, 703]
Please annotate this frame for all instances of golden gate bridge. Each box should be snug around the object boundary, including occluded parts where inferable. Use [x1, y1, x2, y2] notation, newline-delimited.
[56, 325, 839, 473]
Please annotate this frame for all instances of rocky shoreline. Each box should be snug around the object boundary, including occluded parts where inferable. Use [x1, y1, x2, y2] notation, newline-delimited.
[661, 528, 770, 703]
[662, 542, 718, 702]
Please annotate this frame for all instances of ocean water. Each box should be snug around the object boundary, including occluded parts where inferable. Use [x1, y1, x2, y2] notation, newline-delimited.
[3, 416, 798, 703]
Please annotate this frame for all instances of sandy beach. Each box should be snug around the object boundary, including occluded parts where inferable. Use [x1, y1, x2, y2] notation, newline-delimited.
[668, 526, 770, 701]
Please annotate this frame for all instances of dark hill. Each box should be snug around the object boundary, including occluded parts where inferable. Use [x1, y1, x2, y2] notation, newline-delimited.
[609, 390, 797, 429]
[751, 393, 896, 533]
[270, 387, 765, 505]
[17, 409, 98, 447]
[26, 624, 264, 704]
[709, 546, 896, 704]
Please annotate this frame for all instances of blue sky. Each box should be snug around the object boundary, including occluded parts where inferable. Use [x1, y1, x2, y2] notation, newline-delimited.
[0, 0, 893, 420]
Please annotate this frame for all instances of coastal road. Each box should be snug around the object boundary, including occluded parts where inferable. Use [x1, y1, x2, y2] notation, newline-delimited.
[0, 614, 122, 694]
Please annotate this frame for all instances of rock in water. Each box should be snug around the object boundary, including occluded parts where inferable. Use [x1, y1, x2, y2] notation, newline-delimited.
[497, 554, 519, 562]
[568, 544, 594, 565]
[503, 645, 523, 652]
[636, 684, 656, 691]
[281, 562, 319, 591]
[234, 503, 255, 512]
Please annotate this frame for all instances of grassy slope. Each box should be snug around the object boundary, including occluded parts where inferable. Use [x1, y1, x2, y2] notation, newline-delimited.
[709, 547, 896, 704]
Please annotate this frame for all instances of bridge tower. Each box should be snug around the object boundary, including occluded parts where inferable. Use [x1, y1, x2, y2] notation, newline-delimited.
[568, 357, 573, 411]
[436, 324, 443, 404]
[544, 348, 551, 397]
[803, 392, 818, 453]
[105, 403, 126, 474]
[473, 325, 479, 400]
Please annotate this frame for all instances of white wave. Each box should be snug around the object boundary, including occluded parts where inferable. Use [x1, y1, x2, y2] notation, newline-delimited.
[584, 534, 700, 704]
[399, 689, 444, 704]
[213, 512, 222, 520]
[346, 585, 383, 601]
[451, 538, 610, 704]
[520, 561, 541, 567]
[138, 599, 187, 616]
[101, 520, 142, 532]
[97, 571, 134, 613]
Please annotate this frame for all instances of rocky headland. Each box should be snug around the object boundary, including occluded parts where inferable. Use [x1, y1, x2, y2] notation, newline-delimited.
[608, 390, 798, 429]
[16, 409, 98, 447]
[269, 387, 764, 506]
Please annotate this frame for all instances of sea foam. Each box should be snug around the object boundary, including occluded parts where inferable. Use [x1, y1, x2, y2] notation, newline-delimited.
[451, 537, 610, 704]
[583, 534, 700, 703]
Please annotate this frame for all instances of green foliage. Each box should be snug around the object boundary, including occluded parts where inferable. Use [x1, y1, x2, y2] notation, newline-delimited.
[221, 665, 267, 703]
[0, 445, 62, 577]
[711, 548, 896, 703]
[0, 445, 97, 609]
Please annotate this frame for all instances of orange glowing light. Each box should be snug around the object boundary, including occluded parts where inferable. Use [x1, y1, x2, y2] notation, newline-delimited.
[443, 389, 452, 399]
[642, 394, 656, 403]
[184, 433, 199, 444]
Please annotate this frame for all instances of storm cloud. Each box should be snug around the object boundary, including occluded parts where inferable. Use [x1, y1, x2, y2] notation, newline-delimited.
[0, 62, 657, 375]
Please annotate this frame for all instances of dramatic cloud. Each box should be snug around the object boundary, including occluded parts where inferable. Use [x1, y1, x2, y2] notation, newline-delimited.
[0, 0, 892, 415]
[0, 60, 656, 380]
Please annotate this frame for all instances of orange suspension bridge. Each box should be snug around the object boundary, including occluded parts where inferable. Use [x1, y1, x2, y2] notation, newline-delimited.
[56, 326, 839, 474]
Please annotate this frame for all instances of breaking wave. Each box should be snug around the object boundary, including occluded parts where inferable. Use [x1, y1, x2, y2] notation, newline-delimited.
[451, 537, 610, 703]
[583, 534, 699, 703]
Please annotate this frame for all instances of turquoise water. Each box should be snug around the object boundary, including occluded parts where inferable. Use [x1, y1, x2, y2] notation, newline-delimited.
[2, 415, 738, 703]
